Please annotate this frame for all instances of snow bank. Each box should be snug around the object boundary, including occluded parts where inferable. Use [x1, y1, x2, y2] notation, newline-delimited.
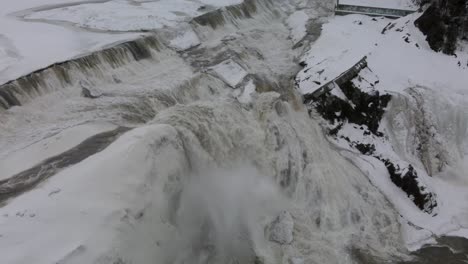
[0, 122, 116, 180]
[0, 124, 187, 264]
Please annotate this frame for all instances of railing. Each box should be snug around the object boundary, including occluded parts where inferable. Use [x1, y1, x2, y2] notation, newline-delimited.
[335, 4, 415, 18]
[303, 56, 368, 102]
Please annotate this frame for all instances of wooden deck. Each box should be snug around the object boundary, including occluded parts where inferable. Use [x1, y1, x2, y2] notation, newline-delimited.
[335, 3, 416, 18]
[303, 56, 368, 102]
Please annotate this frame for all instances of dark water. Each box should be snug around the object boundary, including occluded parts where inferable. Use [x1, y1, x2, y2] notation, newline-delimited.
[353, 236, 468, 264]
[402, 236, 468, 264]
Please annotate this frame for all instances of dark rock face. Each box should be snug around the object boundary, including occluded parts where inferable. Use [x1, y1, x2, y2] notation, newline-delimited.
[380, 159, 437, 213]
[351, 140, 437, 213]
[312, 80, 391, 135]
[81, 87, 101, 99]
[305, 78, 437, 214]
[415, 0, 468, 54]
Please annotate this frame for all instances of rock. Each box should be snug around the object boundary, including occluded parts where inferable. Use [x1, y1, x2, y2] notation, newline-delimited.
[254, 256, 265, 264]
[414, 0, 467, 55]
[112, 74, 122, 83]
[80, 81, 102, 99]
[268, 211, 294, 245]
[48, 188, 61, 197]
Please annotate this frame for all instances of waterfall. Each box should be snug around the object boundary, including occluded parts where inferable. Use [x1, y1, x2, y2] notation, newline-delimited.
[0, 1, 414, 263]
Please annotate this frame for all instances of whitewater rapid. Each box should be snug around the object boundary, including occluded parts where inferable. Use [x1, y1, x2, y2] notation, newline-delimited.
[2, 0, 466, 263]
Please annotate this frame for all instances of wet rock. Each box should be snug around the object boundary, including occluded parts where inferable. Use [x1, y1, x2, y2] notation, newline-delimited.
[80, 81, 102, 99]
[254, 256, 265, 264]
[267, 211, 294, 245]
[221, 34, 239, 43]
[112, 75, 122, 83]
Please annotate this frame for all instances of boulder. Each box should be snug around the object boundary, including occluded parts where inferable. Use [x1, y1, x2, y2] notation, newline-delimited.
[267, 211, 294, 245]
[80, 81, 102, 99]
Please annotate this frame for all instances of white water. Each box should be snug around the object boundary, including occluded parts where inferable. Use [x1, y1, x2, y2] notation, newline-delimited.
[0, 1, 411, 263]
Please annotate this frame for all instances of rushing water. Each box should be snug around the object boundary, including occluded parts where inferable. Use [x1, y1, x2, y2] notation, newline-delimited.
[0, 0, 466, 263]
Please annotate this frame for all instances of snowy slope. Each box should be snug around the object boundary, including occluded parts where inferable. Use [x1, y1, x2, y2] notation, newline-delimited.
[296, 13, 468, 249]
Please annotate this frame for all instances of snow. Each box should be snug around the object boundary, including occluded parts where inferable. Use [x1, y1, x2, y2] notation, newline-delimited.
[340, 0, 417, 10]
[199, 0, 244, 6]
[0, 122, 116, 180]
[268, 211, 294, 245]
[296, 15, 382, 95]
[0, 124, 184, 264]
[0, 0, 243, 84]
[168, 28, 201, 51]
[350, 151, 468, 249]
[286, 11, 309, 45]
[210, 59, 248, 88]
[24, 0, 204, 31]
[330, 83, 347, 100]
[298, 12, 468, 248]
[0, 0, 141, 84]
[1, 0, 467, 261]
[297, 14, 468, 96]
[237, 79, 256, 103]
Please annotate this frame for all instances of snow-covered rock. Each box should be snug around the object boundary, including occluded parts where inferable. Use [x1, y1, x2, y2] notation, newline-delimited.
[237, 79, 257, 103]
[286, 11, 309, 45]
[267, 211, 294, 245]
[168, 29, 201, 51]
[210, 59, 248, 88]
[80, 81, 102, 99]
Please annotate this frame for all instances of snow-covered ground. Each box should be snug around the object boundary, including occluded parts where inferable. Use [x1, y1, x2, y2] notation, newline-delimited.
[0, 122, 117, 180]
[296, 12, 468, 249]
[25, 0, 209, 32]
[297, 14, 468, 95]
